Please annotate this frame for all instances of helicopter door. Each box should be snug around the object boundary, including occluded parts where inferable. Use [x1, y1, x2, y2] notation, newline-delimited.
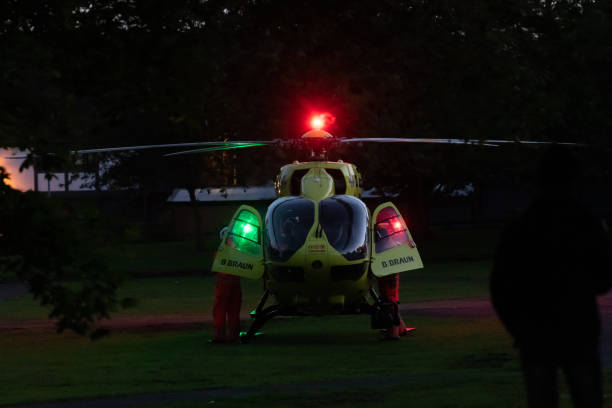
[212, 205, 265, 279]
[370, 202, 423, 277]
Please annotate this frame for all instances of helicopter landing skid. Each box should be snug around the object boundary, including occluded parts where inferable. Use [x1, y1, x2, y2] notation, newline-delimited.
[240, 288, 401, 342]
[241, 289, 278, 343]
[241, 305, 281, 343]
[368, 287, 399, 329]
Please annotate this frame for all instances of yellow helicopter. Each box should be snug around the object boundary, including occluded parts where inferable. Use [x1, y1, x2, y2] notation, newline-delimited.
[159, 113, 560, 342]
[212, 150, 421, 339]
[16, 113, 579, 341]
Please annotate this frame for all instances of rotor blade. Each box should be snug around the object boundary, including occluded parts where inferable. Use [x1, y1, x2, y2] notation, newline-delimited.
[75, 140, 276, 154]
[74, 140, 260, 154]
[340, 138, 584, 147]
[164, 143, 269, 157]
[4, 140, 277, 159]
[481, 140, 584, 146]
[340, 138, 499, 147]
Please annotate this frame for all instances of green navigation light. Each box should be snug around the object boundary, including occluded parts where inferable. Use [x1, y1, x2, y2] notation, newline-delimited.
[238, 210, 259, 226]
[228, 210, 261, 255]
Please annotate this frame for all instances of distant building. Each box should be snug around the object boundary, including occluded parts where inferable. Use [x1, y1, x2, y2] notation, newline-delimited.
[167, 186, 278, 203]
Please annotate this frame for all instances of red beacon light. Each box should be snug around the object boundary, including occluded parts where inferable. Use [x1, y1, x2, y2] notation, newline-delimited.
[301, 113, 337, 159]
[308, 112, 335, 131]
[301, 112, 336, 142]
[310, 115, 325, 130]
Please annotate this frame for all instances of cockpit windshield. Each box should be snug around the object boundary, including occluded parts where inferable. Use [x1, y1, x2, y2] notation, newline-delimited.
[319, 195, 369, 260]
[265, 197, 315, 262]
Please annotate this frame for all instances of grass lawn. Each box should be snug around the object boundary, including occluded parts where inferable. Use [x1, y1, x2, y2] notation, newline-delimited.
[1, 311, 524, 406]
[1, 230, 611, 407]
[0, 260, 490, 321]
[3, 307, 607, 407]
[99, 239, 219, 276]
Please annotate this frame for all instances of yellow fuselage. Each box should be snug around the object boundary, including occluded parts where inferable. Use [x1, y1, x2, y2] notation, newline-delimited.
[212, 160, 423, 316]
[265, 161, 371, 312]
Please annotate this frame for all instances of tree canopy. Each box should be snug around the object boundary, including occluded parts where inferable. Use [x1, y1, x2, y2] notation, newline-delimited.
[3, 1, 612, 153]
[1, 0, 610, 193]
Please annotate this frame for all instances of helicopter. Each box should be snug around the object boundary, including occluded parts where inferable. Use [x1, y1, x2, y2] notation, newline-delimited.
[204, 135, 423, 340]
[5, 113, 580, 341]
[154, 114, 581, 342]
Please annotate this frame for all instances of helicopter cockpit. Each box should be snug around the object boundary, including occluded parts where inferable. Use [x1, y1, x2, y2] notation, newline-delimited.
[318, 195, 369, 261]
[265, 197, 315, 262]
[264, 194, 369, 263]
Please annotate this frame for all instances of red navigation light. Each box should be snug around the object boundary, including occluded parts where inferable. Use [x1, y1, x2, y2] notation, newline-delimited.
[392, 219, 403, 231]
[309, 112, 335, 130]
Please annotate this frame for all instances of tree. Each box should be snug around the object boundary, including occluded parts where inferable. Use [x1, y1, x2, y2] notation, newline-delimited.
[0, 166, 134, 338]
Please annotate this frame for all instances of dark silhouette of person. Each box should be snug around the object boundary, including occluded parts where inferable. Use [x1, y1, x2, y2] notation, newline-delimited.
[490, 145, 612, 408]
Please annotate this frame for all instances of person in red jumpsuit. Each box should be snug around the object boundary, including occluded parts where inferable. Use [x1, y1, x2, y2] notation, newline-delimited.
[212, 272, 242, 343]
[378, 273, 413, 339]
